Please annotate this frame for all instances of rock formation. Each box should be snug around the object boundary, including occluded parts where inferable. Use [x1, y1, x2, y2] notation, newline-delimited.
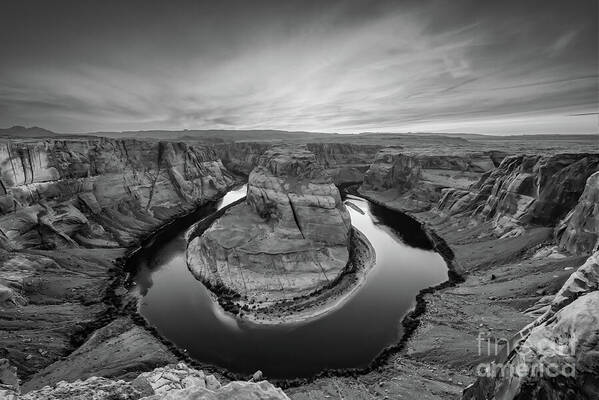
[362, 147, 422, 192]
[214, 141, 380, 185]
[556, 171, 599, 255]
[437, 153, 599, 235]
[9, 362, 289, 399]
[0, 139, 236, 249]
[463, 251, 599, 400]
[0, 138, 237, 380]
[187, 146, 352, 306]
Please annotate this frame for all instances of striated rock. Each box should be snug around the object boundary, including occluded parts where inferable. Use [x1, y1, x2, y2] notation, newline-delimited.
[362, 147, 422, 192]
[306, 142, 380, 185]
[556, 171, 599, 255]
[463, 252, 599, 400]
[187, 146, 351, 306]
[0, 139, 236, 250]
[438, 153, 599, 235]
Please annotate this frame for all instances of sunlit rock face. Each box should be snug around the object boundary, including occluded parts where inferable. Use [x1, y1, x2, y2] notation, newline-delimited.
[556, 171, 599, 255]
[187, 146, 351, 304]
[463, 251, 599, 400]
[362, 147, 422, 192]
[437, 153, 599, 235]
[0, 139, 235, 249]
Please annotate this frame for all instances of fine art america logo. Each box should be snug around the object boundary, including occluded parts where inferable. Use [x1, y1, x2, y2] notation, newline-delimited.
[475, 331, 577, 379]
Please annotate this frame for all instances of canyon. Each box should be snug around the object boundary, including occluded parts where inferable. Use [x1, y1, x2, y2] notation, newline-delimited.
[186, 146, 369, 322]
[0, 130, 597, 399]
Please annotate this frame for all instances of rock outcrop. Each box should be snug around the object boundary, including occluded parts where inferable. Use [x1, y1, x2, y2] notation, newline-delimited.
[437, 153, 599, 235]
[362, 147, 422, 192]
[0, 139, 236, 249]
[556, 171, 599, 255]
[0, 138, 238, 381]
[187, 146, 351, 307]
[16, 362, 289, 399]
[463, 251, 599, 400]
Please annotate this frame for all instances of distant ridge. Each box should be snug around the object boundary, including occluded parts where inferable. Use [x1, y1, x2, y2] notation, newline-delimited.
[0, 125, 61, 138]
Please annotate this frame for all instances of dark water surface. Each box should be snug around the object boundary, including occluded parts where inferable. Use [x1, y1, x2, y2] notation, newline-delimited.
[127, 185, 447, 378]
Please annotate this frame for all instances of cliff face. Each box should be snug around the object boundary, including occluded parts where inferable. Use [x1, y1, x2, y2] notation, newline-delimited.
[438, 154, 599, 236]
[187, 146, 351, 306]
[362, 147, 422, 192]
[556, 171, 599, 255]
[0, 138, 237, 380]
[0, 139, 236, 250]
[306, 142, 381, 184]
[214, 142, 380, 185]
[463, 252, 599, 400]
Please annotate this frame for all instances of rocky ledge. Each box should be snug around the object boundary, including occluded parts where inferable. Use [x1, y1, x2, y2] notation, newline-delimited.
[1, 361, 288, 399]
[187, 146, 373, 322]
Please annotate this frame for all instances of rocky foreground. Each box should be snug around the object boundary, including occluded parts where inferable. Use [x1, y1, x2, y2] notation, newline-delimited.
[187, 146, 375, 322]
[0, 361, 289, 399]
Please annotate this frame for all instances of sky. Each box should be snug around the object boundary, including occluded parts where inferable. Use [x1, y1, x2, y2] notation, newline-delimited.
[0, 0, 597, 135]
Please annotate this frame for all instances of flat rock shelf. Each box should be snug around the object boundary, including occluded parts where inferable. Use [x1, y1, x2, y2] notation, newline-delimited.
[127, 185, 448, 379]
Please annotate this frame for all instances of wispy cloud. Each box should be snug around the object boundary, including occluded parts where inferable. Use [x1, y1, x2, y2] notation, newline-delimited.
[0, 0, 596, 134]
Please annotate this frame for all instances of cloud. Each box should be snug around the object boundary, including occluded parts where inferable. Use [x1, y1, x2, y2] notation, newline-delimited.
[0, 0, 596, 134]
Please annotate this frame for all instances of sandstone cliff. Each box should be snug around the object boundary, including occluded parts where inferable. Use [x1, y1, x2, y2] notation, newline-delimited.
[556, 171, 599, 255]
[214, 141, 380, 185]
[187, 146, 352, 307]
[0, 138, 237, 380]
[0, 139, 236, 249]
[437, 153, 599, 236]
[362, 147, 422, 192]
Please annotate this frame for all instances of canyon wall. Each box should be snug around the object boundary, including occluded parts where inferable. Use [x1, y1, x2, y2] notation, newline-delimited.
[214, 142, 380, 184]
[0, 139, 236, 250]
[556, 171, 599, 255]
[187, 146, 352, 306]
[362, 147, 422, 192]
[437, 153, 599, 236]
[0, 138, 237, 380]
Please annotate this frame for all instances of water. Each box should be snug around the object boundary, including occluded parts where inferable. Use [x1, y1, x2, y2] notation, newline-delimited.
[127, 185, 447, 378]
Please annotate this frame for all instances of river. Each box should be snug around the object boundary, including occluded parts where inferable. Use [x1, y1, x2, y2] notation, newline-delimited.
[127, 184, 447, 378]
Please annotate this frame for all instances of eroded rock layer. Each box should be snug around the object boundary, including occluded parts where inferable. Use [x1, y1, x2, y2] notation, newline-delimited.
[556, 171, 599, 255]
[437, 153, 599, 235]
[0, 138, 237, 380]
[362, 147, 422, 192]
[0, 139, 235, 249]
[187, 146, 351, 305]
